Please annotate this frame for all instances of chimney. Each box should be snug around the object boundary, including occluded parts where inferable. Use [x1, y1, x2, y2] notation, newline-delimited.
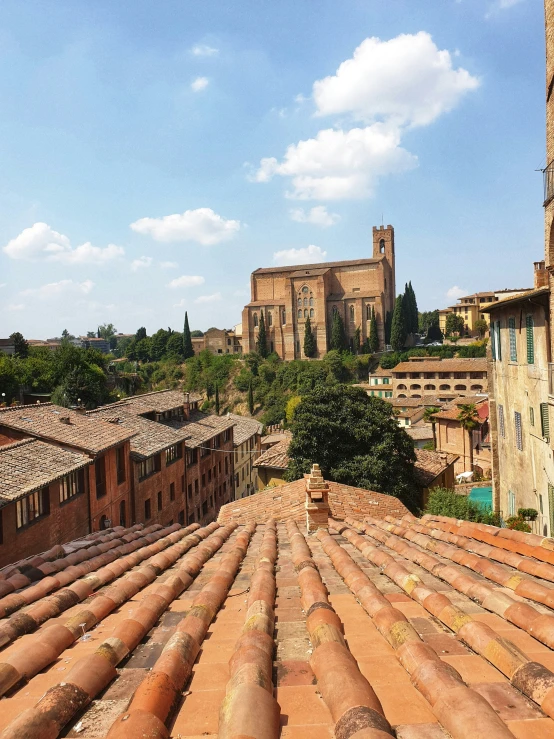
[305, 464, 330, 532]
[183, 391, 190, 420]
[59, 415, 72, 425]
[534, 261, 548, 289]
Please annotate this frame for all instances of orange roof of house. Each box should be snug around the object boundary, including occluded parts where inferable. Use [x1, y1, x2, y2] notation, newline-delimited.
[391, 358, 488, 373]
[414, 448, 459, 486]
[253, 437, 291, 470]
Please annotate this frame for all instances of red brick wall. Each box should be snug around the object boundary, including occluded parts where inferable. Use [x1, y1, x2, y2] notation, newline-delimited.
[132, 451, 187, 528]
[88, 443, 132, 531]
[186, 438, 235, 526]
[0, 478, 90, 568]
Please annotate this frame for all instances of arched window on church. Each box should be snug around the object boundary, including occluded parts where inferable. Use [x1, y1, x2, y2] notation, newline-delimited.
[282, 310, 286, 325]
[302, 286, 309, 294]
[379, 239, 385, 254]
[309, 297, 314, 307]
[297, 297, 302, 307]
[304, 309, 308, 318]
[267, 312, 272, 326]
[349, 305, 355, 322]
[309, 308, 314, 318]
[298, 309, 302, 319]
[253, 313, 258, 327]
[303, 298, 308, 307]
[366, 304, 371, 320]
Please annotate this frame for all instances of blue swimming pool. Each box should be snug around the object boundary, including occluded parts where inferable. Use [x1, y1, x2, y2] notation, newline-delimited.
[469, 486, 493, 508]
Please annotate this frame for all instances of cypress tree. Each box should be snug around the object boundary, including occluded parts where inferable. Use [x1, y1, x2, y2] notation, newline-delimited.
[330, 311, 346, 352]
[363, 337, 371, 354]
[384, 311, 392, 346]
[257, 310, 268, 358]
[303, 316, 317, 358]
[408, 282, 418, 334]
[215, 382, 220, 415]
[369, 306, 379, 353]
[353, 326, 361, 355]
[390, 295, 407, 351]
[402, 285, 412, 337]
[183, 312, 194, 359]
[248, 378, 254, 415]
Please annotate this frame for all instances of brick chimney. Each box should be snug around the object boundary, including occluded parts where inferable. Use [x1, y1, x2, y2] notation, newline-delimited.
[305, 464, 330, 532]
[535, 261, 548, 289]
[183, 392, 190, 420]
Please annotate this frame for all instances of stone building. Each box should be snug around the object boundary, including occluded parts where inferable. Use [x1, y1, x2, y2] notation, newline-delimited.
[226, 413, 263, 499]
[241, 225, 396, 360]
[434, 398, 491, 477]
[191, 327, 242, 355]
[438, 289, 530, 337]
[390, 357, 488, 399]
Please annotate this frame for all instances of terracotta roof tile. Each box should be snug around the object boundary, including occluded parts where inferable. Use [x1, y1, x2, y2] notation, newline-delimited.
[0, 438, 91, 505]
[253, 437, 290, 470]
[0, 403, 133, 454]
[406, 426, 434, 441]
[253, 257, 380, 275]
[165, 409, 235, 448]
[434, 399, 489, 423]
[414, 449, 458, 486]
[391, 358, 488, 373]
[225, 413, 263, 446]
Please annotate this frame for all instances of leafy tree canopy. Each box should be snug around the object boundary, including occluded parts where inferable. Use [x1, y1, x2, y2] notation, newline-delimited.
[10, 332, 29, 359]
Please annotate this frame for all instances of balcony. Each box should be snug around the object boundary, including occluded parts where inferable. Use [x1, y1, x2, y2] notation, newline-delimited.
[544, 161, 554, 206]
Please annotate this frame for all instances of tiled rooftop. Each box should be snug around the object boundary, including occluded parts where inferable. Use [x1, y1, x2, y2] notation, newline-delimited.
[87, 408, 190, 459]
[0, 404, 134, 454]
[406, 426, 435, 441]
[225, 412, 263, 447]
[4, 496, 554, 737]
[435, 399, 489, 423]
[253, 257, 380, 275]
[391, 358, 488, 374]
[0, 438, 91, 505]
[414, 449, 459, 486]
[97, 389, 203, 416]
[253, 437, 291, 470]
[165, 410, 235, 448]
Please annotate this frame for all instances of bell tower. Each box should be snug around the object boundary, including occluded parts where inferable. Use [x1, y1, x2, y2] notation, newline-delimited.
[373, 224, 396, 315]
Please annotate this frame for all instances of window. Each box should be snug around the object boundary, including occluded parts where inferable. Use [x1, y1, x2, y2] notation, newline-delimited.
[188, 510, 195, 524]
[297, 297, 302, 306]
[309, 297, 314, 307]
[302, 286, 309, 293]
[304, 309, 308, 318]
[144, 499, 151, 520]
[202, 501, 208, 516]
[385, 391, 393, 398]
[60, 469, 84, 503]
[282, 310, 286, 324]
[379, 239, 385, 254]
[181, 475, 185, 492]
[298, 309, 302, 319]
[116, 446, 126, 485]
[491, 322, 497, 360]
[138, 455, 161, 480]
[530, 407, 535, 426]
[303, 298, 308, 307]
[95, 456, 106, 499]
[188, 483, 192, 499]
[349, 305, 355, 322]
[194, 479, 199, 494]
[383, 378, 389, 385]
[224, 428, 231, 443]
[178, 510, 185, 525]
[508, 490, 516, 517]
[508, 317, 517, 362]
[515, 411, 523, 451]
[16, 487, 49, 529]
[526, 315, 534, 364]
[253, 313, 258, 327]
[165, 444, 181, 465]
[187, 448, 198, 466]
[157, 491, 162, 511]
[309, 308, 314, 318]
[498, 405, 505, 438]
[208, 468, 212, 482]
[119, 500, 126, 527]
[541, 403, 550, 442]
[170, 482, 175, 501]
[267, 312, 272, 326]
[202, 473, 206, 487]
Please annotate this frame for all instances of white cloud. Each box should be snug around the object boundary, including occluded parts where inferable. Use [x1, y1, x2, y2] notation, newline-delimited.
[254, 125, 416, 199]
[130, 207, 241, 245]
[195, 292, 222, 304]
[21, 279, 94, 299]
[160, 261, 178, 269]
[3, 223, 124, 264]
[168, 275, 205, 288]
[290, 205, 341, 227]
[0, 283, 6, 288]
[273, 245, 327, 266]
[7, 303, 25, 312]
[191, 76, 209, 92]
[446, 285, 467, 301]
[313, 32, 479, 128]
[131, 256, 153, 271]
[190, 44, 219, 57]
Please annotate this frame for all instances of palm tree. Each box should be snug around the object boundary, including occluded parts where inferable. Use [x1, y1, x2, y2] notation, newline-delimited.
[457, 403, 480, 473]
[423, 406, 441, 450]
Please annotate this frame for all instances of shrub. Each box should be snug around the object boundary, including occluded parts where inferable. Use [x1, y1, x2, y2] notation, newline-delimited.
[517, 508, 538, 521]
[425, 487, 501, 526]
[505, 516, 532, 533]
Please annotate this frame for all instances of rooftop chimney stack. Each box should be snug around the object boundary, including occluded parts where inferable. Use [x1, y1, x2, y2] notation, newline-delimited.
[305, 464, 330, 532]
[184, 391, 190, 420]
[534, 261, 548, 289]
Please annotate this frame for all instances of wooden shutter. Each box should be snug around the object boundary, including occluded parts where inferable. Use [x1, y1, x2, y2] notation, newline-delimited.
[508, 317, 517, 361]
[498, 404, 505, 438]
[514, 411, 523, 451]
[496, 321, 502, 361]
[526, 315, 534, 364]
[541, 403, 550, 442]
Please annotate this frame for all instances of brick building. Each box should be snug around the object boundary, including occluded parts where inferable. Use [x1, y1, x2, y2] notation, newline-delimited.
[0, 438, 92, 567]
[0, 404, 133, 532]
[390, 356, 488, 399]
[434, 398, 491, 477]
[226, 413, 263, 499]
[241, 224, 396, 359]
[191, 327, 242, 355]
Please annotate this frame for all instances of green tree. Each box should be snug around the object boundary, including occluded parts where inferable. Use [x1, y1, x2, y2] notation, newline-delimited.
[166, 332, 184, 359]
[426, 323, 443, 342]
[150, 328, 170, 361]
[445, 313, 465, 337]
[215, 382, 220, 414]
[329, 311, 347, 352]
[98, 323, 117, 342]
[135, 327, 147, 342]
[425, 487, 500, 525]
[407, 282, 418, 334]
[474, 319, 488, 339]
[457, 403, 480, 472]
[384, 311, 392, 346]
[190, 329, 204, 337]
[369, 307, 379, 353]
[285, 395, 302, 424]
[257, 310, 269, 358]
[183, 312, 194, 359]
[61, 329, 75, 341]
[86, 331, 96, 338]
[419, 310, 439, 334]
[285, 385, 418, 509]
[423, 406, 441, 450]
[303, 316, 317, 358]
[248, 377, 254, 415]
[353, 326, 361, 355]
[10, 332, 29, 359]
[390, 295, 406, 351]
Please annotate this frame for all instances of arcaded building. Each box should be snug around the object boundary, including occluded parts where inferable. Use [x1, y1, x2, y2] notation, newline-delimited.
[241, 225, 396, 359]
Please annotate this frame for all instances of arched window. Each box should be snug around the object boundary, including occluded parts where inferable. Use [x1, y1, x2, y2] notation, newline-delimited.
[309, 297, 314, 307]
[253, 313, 258, 327]
[332, 306, 338, 314]
[304, 298, 308, 307]
[309, 308, 314, 318]
[379, 239, 385, 254]
[349, 305, 355, 322]
[398, 394, 407, 398]
[282, 310, 286, 325]
[302, 286, 309, 294]
[439, 384, 450, 391]
[267, 312, 272, 326]
[424, 384, 436, 391]
[397, 384, 407, 390]
[298, 309, 302, 319]
[471, 384, 483, 392]
[297, 298, 302, 307]
[304, 309, 308, 318]
[454, 384, 466, 391]
[411, 394, 421, 399]
[410, 384, 421, 390]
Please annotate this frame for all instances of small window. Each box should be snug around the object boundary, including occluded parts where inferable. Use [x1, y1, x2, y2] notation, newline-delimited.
[541, 403, 550, 442]
[253, 313, 258, 327]
[298, 309, 302, 319]
[309, 297, 314, 307]
[304, 309, 308, 318]
[379, 239, 385, 254]
[515, 411, 523, 451]
[170, 482, 175, 501]
[302, 286, 309, 294]
[157, 491, 162, 511]
[366, 304, 371, 320]
[282, 310, 286, 324]
[508, 490, 516, 517]
[188, 483, 192, 499]
[116, 446, 126, 485]
[194, 479, 199, 494]
[499, 404, 505, 438]
[309, 308, 314, 318]
[202, 501, 208, 516]
[508, 317, 517, 362]
[16, 487, 49, 529]
[297, 297, 302, 306]
[495, 321, 502, 361]
[145, 499, 151, 520]
[60, 469, 84, 503]
[187, 448, 198, 466]
[202, 473, 206, 487]
[530, 407, 535, 426]
[178, 510, 185, 525]
[303, 298, 308, 307]
[267, 312, 272, 326]
[526, 315, 534, 364]
[166, 444, 181, 465]
[349, 305, 355, 322]
[95, 456, 106, 499]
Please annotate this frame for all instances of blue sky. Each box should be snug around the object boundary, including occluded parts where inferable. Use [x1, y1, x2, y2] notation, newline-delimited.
[0, 0, 546, 337]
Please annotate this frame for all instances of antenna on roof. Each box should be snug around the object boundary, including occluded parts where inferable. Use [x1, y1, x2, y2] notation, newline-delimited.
[381, 212, 384, 228]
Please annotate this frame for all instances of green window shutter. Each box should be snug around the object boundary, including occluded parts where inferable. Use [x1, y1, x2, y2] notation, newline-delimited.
[549, 484, 554, 536]
[491, 323, 496, 360]
[508, 317, 517, 361]
[496, 321, 502, 361]
[526, 315, 534, 364]
[541, 403, 550, 442]
[515, 411, 523, 451]
[498, 404, 505, 438]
